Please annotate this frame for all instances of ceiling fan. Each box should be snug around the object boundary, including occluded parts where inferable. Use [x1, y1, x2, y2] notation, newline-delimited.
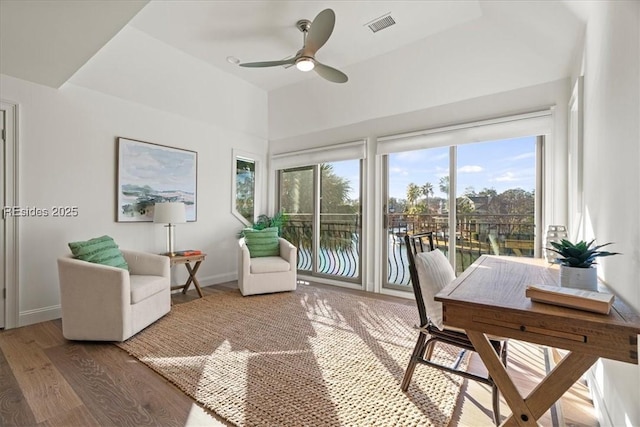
[239, 9, 348, 84]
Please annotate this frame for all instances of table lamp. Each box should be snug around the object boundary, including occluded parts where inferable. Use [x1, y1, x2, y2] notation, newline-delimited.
[153, 202, 186, 256]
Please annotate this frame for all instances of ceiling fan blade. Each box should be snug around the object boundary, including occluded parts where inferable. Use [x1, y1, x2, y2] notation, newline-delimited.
[239, 58, 296, 68]
[314, 62, 348, 83]
[305, 9, 335, 54]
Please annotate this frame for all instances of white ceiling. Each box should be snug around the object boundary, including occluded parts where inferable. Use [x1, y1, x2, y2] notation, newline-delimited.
[0, 0, 148, 88]
[128, 1, 484, 91]
[0, 1, 587, 92]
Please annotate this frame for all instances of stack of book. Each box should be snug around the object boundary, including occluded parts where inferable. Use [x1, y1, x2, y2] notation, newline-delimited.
[174, 250, 202, 256]
[526, 284, 614, 314]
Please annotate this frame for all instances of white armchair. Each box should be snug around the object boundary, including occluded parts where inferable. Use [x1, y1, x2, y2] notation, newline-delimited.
[57, 249, 171, 341]
[238, 237, 297, 296]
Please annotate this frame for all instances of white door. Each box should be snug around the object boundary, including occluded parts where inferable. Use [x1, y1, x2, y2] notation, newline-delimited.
[0, 109, 5, 329]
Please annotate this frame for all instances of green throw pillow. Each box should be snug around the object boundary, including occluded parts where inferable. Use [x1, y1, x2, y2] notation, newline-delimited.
[68, 235, 129, 270]
[243, 227, 279, 258]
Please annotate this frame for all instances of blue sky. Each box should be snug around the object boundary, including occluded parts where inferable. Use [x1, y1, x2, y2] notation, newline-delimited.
[390, 136, 537, 199]
[329, 136, 537, 201]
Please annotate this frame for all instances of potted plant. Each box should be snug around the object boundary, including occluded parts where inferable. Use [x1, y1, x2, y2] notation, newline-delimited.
[252, 211, 288, 235]
[546, 239, 620, 291]
[238, 210, 289, 237]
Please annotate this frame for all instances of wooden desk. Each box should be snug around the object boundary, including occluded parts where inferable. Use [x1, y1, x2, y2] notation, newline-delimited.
[435, 255, 640, 427]
[165, 253, 206, 298]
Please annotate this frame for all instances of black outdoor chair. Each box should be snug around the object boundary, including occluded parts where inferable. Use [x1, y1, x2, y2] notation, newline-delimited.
[400, 232, 508, 426]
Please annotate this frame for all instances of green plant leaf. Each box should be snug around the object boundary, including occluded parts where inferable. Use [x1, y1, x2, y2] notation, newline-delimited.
[546, 239, 620, 267]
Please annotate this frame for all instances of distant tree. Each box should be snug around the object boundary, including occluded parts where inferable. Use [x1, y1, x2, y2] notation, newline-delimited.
[421, 182, 434, 212]
[406, 183, 424, 214]
[438, 176, 450, 212]
[493, 188, 534, 215]
[236, 159, 255, 222]
[439, 176, 449, 196]
[479, 187, 498, 198]
[279, 164, 354, 215]
[463, 186, 476, 196]
[320, 164, 353, 213]
[279, 168, 314, 214]
[482, 188, 535, 237]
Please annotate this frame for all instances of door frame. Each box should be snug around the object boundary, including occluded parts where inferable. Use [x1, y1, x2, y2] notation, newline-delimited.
[277, 162, 364, 288]
[1, 100, 19, 329]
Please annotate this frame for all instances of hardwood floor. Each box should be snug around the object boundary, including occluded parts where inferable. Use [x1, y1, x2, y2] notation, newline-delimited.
[0, 282, 598, 427]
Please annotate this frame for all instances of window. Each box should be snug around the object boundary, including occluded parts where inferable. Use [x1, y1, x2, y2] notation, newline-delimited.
[232, 149, 261, 225]
[384, 136, 541, 290]
[455, 137, 537, 270]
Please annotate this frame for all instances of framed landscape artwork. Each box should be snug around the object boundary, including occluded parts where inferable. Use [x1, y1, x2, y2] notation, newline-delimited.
[117, 137, 197, 222]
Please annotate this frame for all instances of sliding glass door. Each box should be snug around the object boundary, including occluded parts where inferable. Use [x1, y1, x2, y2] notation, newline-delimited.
[383, 136, 539, 290]
[279, 160, 362, 283]
[279, 166, 314, 274]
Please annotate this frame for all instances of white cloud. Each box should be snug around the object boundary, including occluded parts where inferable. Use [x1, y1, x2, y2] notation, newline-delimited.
[458, 165, 483, 173]
[434, 166, 449, 178]
[431, 152, 449, 161]
[394, 151, 426, 163]
[493, 172, 517, 182]
[389, 167, 408, 176]
[506, 152, 536, 161]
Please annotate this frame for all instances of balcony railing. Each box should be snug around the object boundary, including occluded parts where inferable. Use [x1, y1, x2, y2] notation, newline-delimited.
[282, 213, 535, 288]
[387, 213, 535, 285]
[282, 214, 361, 279]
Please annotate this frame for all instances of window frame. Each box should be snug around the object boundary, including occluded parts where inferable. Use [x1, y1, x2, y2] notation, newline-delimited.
[382, 135, 543, 291]
[231, 149, 263, 226]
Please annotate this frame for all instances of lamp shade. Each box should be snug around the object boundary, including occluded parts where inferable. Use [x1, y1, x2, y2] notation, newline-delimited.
[153, 202, 186, 224]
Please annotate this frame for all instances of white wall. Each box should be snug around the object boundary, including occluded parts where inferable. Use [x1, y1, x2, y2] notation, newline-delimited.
[69, 25, 268, 139]
[0, 72, 267, 326]
[577, 2, 640, 426]
[0, 19, 269, 326]
[269, 11, 575, 142]
[270, 78, 570, 297]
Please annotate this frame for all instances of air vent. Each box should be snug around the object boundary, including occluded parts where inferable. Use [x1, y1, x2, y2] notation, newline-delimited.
[366, 13, 396, 33]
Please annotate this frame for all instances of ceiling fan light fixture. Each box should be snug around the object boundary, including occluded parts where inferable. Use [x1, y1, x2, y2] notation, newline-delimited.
[295, 57, 315, 72]
[239, 9, 347, 83]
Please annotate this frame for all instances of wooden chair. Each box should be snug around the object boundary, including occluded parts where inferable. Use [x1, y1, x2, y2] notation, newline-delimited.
[400, 232, 508, 425]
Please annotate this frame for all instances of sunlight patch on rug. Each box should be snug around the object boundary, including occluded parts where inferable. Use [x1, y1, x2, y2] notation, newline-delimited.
[117, 287, 467, 426]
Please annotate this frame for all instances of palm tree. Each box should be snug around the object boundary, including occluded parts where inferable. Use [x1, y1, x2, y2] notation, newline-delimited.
[421, 182, 434, 212]
[439, 176, 450, 212]
[406, 183, 421, 211]
[439, 176, 449, 195]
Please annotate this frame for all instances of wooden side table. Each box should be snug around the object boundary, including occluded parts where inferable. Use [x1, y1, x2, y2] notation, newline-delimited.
[165, 253, 206, 298]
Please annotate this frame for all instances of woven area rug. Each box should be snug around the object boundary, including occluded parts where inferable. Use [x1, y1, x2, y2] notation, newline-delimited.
[117, 286, 467, 427]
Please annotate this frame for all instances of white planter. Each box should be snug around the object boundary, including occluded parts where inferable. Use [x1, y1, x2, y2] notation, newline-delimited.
[559, 265, 598, 291]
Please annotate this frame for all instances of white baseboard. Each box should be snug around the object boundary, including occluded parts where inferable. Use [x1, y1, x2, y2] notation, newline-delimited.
[586, 368, 613, 427]
[19, 275, 238, 325]
[19, 305, 61, 327]
[199, 272, 237, 287]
